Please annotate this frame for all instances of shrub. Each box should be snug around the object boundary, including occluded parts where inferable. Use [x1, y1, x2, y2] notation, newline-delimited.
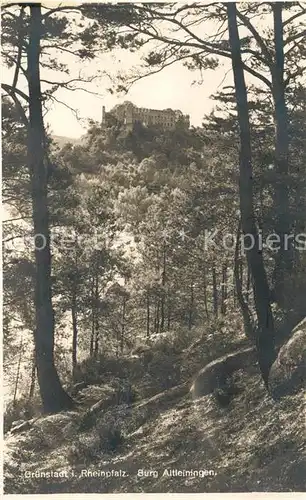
[116, 381, 138, 405]
[68, 419, 125, 466]
[67, 436, 100, 466]
[147, 350, 181, 390]
[4, 397, 39, 434]
[74, 353, 144, 386]
[97, 424, 124, 452]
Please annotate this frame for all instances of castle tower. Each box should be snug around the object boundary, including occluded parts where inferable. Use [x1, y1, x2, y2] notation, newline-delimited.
[125, 103, 134, 131]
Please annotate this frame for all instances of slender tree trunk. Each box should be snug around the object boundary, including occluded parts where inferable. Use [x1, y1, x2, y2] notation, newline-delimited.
[239, 257, 243, 291]
[71, 289, 78, 381]
[246, 265, 252, 303]
[203, 266, 210, 318]
[221, 263, 228, 315]
[153, 300, 157, 332]
[271, 2, 293, 304]
[160, 245, 166, 332]
[212, 265, 218, 317]
[155, 299, 160, 333]
[146, 293, 150, 338]
[233, 271, 237, 308]
[259, 179, 264, 229]
[160, 298, 165, 332]
[94, 274, 99, 356]
[234, 220, 254, 338]
[27, 4, 73, 412]
[167, 294, 171, 330]
[188, 281, 194, 330]
[227, 3, 276, 387]
[94, 318, 99, 355]
[13, 337, 23, 405]
[90, 276, 95, 356]
[120, 295, 126, 353]
[28, 348, 36, 400]
[90, 317, 95, 356]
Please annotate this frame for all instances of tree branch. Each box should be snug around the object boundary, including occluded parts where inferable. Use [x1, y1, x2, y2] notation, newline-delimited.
[3, 52, 28, 78]
[125, 49, 206, 91]
[284, 29, 306, 46]
[282, 7, 306, 27]
[41, 6, 82, 18]
[3, 216, 32, 224]
[12, 6, 25, 90]
[241, 64, 272, 89]
[284, 66, 306, 86]
[1, 84, 28, 126]
[2, 3, 21, 10]
[2, 83, 29, 102]
[47, 94, 81, 120]
[235, 7, 273, 65]
[126, 18, 272, 89]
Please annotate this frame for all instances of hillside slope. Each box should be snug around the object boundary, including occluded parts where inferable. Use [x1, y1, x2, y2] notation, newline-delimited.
[4, 358, 305, 494]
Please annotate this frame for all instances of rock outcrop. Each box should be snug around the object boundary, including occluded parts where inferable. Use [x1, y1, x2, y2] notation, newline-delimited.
[268, 317, 306, 400]
[190, 346, 256, 399]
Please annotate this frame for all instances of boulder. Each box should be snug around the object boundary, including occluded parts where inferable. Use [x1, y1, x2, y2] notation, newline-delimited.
[269, 317, 306, 400]
[190, 346, 256, 399]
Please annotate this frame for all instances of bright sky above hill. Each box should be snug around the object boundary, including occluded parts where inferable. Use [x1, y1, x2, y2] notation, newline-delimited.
[2, 40, 233, 139]
[7, 2, 299, 139]
[3, 2, 304, 140]
[2, 4, 234, 139]
[44, 55, 233, 138]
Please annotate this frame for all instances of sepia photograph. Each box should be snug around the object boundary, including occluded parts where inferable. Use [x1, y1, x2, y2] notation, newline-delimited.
[2, 0, 306, 495]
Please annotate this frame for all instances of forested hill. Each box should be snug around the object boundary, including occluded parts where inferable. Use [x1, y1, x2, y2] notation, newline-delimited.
[52, 135, 83, 148]
[4, 113, 306, 494]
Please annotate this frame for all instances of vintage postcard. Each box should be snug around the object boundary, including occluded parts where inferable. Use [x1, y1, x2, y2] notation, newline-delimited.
[2, 0, 305, 496]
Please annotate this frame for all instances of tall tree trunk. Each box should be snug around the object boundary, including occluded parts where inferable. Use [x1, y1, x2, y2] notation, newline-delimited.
[160, 245, 166, 332]
[246, 265, 252, 303]
[167, 293, 171, 330]
[120, 295, 126, 353]
[227, 3, 276, 387]
[27, 4, 73, 412]
[221, 263, 228, 315]
[13, 336, 23, 405]
[271, 2, 293, 305]
[90, 276, 95, 356]
[203, 266, 210, 318]
[188, 280, 194, 330]
[155, 299, 160, 333]
[212, 265, 218, 317]
[94, 274, 99, 356]
[146, 293, 150, 338]
[232, 269, 237, 308]
[239, 256, 243, 291]
[71, 287, 78, 381]
[153, 301, 157, 332]
[94, 317, 99, 355]
[234, 220, 254, 338]
[28, 348, 36, 400]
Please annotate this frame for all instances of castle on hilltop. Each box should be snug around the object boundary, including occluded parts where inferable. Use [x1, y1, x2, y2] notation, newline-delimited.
[102, 101, 190, 131]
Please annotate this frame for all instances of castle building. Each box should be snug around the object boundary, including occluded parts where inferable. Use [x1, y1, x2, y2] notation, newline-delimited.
[102, 101, 190, 131]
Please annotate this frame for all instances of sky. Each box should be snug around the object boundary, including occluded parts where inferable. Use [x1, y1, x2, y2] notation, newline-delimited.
[3, 2, 283, 140]
[3, 3, 304, 140]
[2, 4, 234, 140]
